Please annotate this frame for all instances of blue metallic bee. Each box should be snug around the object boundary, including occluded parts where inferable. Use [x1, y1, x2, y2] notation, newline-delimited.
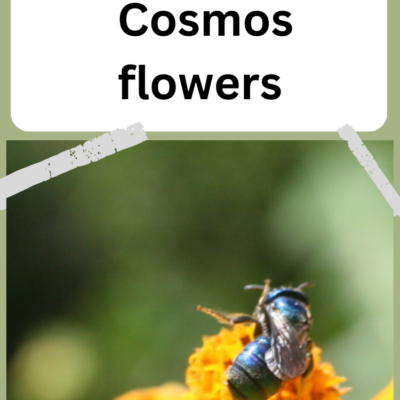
[197, 280, 314, 400]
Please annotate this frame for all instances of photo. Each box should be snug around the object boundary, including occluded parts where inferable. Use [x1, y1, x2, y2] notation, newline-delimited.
[7, 140, 393, 400]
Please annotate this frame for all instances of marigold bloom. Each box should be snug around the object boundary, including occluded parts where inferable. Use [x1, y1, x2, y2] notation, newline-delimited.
[114, 324, 391, 400]
[114, 383, 187, 400]
[182, 324, 350, 400]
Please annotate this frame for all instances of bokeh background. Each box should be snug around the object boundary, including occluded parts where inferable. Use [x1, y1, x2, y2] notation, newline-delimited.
[7, 140, 393, 400]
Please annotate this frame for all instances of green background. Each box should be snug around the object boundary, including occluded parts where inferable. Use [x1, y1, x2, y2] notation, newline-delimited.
[0, 2, 398, 400]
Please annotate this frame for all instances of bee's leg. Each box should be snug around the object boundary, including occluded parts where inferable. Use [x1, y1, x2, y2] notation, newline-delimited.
[302, 339, 314, 378]
[252, 320, 263, 337]
[230, 314, 264, 337]
[245, 280, 272, 336]
[302, 354, 314, 378]
[298, 351, 314, 396]
[197, 306, 262, 332]
[258, 280, 271, 306]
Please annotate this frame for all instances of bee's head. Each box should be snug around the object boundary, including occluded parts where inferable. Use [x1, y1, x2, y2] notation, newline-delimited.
[246, 280, 313, 308]
[265, 287, 309, 305]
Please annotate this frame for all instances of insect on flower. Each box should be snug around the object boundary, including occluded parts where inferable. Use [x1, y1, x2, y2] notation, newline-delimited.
[197, 280, 314, 400]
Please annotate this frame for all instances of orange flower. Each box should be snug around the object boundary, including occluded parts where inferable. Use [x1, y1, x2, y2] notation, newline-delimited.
[182, 324, 349, 400]
[370, 380, 393, 400]
[114, 383, 187, 400]
[114, 324, 391, 400]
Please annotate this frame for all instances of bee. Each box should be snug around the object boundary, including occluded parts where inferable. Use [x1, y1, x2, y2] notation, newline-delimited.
[197, 280, 314, 400]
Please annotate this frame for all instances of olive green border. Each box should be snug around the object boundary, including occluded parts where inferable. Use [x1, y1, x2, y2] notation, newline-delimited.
[0, 1, 397, 399]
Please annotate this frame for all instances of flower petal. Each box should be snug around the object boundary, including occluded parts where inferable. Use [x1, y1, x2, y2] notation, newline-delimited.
[371, 380, 393, 400]
[114, 383, 187, 400]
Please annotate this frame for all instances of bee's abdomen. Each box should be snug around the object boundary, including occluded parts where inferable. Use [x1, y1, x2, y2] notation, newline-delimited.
[227, 336, 282, 400]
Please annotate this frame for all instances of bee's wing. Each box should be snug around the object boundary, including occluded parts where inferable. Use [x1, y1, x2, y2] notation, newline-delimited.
[265, 305, 308, 380]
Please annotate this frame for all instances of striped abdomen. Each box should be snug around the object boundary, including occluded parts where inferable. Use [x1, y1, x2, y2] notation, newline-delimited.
[227, 336, 282, 400]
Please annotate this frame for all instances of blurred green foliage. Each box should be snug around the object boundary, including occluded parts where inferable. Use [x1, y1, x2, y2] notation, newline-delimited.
[7, 141, 393, 400]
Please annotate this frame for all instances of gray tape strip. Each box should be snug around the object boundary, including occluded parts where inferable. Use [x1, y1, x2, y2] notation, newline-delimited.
[338, 124, 400, 217]
[0, 122, 147, 210]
